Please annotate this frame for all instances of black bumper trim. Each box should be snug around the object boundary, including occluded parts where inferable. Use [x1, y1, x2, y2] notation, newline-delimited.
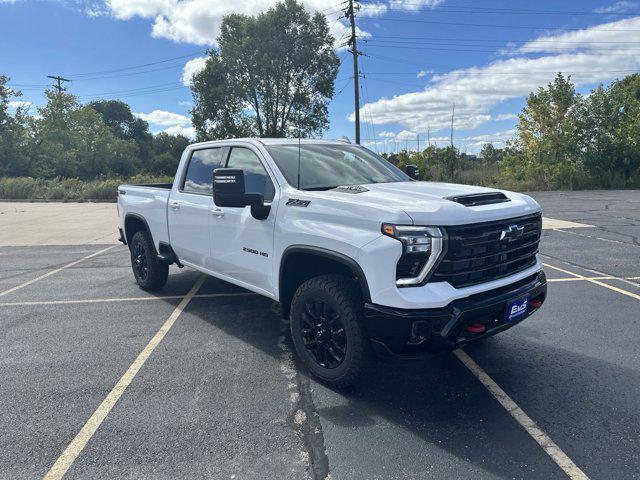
[364, 271, 547, 361]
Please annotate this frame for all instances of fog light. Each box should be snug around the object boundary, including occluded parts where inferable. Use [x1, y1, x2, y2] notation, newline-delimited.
[408, 320, 431, 345]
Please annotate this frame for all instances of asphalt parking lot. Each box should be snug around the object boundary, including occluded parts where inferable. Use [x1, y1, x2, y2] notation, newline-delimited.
[1, 190, 639, 480]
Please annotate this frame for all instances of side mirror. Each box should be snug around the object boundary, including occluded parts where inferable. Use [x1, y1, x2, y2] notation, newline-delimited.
[213, 168, 271, 220]
[404, 164, 419, 180]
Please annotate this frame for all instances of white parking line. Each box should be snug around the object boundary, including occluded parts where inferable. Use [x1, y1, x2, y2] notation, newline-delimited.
[43, 275, 206, 480]
[454, 350, 589, 480]
[0, 292, 257, 308]
[0, 245, 118, 298]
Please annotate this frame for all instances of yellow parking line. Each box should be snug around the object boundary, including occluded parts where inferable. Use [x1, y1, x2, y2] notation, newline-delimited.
[543, 263, 640, 301]
[0, 292, 257, 308]
[547, 276, 614, 282]
[43, 275, 206, 480]
[455, 350, 589, 480]
[0, 245, 118, 298]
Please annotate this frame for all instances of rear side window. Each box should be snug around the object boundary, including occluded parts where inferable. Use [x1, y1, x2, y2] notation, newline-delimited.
[226, 147, 275, 201]
[182, 148, 224, 195]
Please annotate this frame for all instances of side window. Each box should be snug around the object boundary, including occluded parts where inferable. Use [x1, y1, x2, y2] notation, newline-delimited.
[226, 147, 275, 201]
[182, 148, 224, 195]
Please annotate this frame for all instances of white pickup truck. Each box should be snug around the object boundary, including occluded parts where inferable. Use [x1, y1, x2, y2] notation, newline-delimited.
[118, 138, 546, 387]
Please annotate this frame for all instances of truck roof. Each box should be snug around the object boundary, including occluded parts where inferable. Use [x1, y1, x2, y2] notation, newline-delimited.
[187, 138, 351, 148]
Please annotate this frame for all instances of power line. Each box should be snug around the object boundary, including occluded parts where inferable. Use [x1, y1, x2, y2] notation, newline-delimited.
[363, 41, 640, 56]
[363, 39, 640, 52]
[358, 16, 640, 32]
[360, 69, 640, 76]
[371, 34, 640, 45]
[359, 2, 640, 16]
[63, 51, 207, 78]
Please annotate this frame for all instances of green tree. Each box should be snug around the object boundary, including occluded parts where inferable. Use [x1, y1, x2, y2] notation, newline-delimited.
[514, 73, 582, 187]
[149, 132, 191, 175]
[480, 143, 503, 163]
[33, 90, 139, 178]
[0, 76, 31, 176]
[577, 75, 640, 184]
[88, 100, 153, 162]
[191, 0, 339, 140]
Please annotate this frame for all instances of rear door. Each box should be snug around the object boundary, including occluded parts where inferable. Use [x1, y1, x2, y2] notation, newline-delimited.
[168, 146, 226, 267]
[209, 145, 278, 294]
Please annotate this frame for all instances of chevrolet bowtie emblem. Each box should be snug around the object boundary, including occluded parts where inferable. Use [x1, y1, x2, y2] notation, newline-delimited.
[500, 224, 524, 241]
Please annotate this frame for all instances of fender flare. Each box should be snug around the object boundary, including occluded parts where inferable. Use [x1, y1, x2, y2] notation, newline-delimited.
[123, 213, 155, 250]
[279, 245, 371, 303]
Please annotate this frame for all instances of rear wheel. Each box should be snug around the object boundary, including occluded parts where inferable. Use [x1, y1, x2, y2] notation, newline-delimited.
[290, 274, 371, 388]
[130, 230, 168, 291]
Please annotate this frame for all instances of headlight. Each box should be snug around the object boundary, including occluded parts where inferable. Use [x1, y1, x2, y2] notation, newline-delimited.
[382, 224, 445, 286]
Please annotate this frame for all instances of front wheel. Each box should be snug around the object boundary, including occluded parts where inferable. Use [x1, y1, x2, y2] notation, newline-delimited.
[130, 230, 168, 291]
[290, 274, 371, 388]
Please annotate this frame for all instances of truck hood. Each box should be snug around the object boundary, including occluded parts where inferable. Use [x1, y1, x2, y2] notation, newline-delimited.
[312, 181, 540, 225]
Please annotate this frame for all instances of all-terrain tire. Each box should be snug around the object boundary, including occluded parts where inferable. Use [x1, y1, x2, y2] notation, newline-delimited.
[290, 274, 371, 388]
[129, 230, 168, 291]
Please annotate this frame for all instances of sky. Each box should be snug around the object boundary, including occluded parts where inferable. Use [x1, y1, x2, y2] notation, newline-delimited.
[2, 0, 640, 154]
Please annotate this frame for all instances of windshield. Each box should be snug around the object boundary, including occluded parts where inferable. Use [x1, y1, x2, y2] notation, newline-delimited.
[265, 143, 410, 190]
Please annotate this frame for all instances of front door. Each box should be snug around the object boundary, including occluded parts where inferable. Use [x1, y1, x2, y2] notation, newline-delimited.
[209, 146, 278, 295]
[168, 146, 225, 267]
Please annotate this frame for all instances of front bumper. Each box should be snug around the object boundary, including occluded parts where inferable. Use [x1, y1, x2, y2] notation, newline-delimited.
[364, 270, 547, 361]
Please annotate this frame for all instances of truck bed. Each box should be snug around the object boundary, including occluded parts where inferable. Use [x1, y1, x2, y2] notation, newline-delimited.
[118, 184, 172, 250]
[128, 183, 174, 189]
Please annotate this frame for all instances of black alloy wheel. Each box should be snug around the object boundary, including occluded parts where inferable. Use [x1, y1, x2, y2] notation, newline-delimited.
[132, 242, 149, 282]
[129, 230, 168, 291]
[300, 300, 347, 369]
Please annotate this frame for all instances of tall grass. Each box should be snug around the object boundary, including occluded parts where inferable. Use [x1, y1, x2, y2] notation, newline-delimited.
[0, 175, 173, 202]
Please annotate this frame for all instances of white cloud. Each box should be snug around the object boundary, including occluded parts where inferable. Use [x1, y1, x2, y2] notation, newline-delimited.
[595, 1, 639, 14]
[463, 129, 516, 145]
[378, 131, 396, 138]
[494, 113, 518, 121]
[134, 108, 195, 137]
[416, 70, 428, 78]
[518, 16, 640, 54]
[351, 16, 640, 134]
[164, 125, 196, 138]
[181, 56, 207, 86]
[104, 0, 362, 46]
[8, 100, 32, 109]
[360, 2, 387, 16]
[395, 130, 417, 140]
[134, 109, 190, 126]
[389, 0, 444, 13]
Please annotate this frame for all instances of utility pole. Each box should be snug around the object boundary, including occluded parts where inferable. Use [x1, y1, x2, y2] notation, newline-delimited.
[450, 103, 455, 147]
[417, 134, 420, 153]
[345, 0, 361, 144]
[47, 75, 71, 94]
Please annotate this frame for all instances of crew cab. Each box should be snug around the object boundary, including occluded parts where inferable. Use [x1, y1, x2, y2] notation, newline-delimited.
[117, 138, 546, 387]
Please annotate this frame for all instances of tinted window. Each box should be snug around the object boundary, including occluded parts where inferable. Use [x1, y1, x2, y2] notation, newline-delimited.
[226, 147, 275, 201]
[182, 148, 224, 195]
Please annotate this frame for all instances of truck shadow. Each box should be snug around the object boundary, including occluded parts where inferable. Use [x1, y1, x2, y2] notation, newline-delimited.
[160, 272, 639, 480]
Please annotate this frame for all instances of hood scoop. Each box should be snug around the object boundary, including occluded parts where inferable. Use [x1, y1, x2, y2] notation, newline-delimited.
[446, 192, 510, 207]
